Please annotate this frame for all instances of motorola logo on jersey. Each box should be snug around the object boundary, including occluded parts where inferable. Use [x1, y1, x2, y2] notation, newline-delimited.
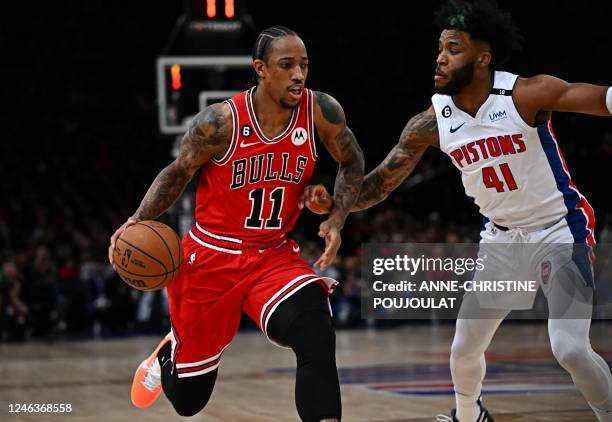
[442, 106, 452, 118]
[489, 110, 508, 122]
[449, 133, 526, 168]
[230, 153, 309, 189]
[291, 127, 308, 146]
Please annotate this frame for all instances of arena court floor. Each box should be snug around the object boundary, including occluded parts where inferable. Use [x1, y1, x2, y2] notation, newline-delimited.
[1, 323, 610, 421]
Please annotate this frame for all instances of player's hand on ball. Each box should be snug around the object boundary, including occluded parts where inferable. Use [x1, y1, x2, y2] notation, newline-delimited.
[299, 184, 333, 215]
[108, 217, 140, 266]
[314, 218, 342, 271]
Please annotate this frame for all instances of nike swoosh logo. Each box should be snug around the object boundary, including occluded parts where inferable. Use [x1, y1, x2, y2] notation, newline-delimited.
[450, 122, 466, 133]
[240, 141, 259, 148]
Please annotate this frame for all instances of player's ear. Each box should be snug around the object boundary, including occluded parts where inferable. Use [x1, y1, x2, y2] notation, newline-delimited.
[253, 59, 266, 79]
[477, 51, 492, 68]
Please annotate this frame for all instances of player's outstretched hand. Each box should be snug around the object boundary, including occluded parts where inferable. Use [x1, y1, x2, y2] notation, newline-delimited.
[108, 217, 140, 266]
[298, 184, 333, 215]
[314, 218, 342, 271]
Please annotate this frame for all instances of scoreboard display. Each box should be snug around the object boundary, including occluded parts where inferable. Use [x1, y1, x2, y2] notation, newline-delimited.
[187, 0, 238, 21]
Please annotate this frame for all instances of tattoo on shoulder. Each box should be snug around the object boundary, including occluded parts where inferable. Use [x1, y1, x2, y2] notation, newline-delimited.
[399, 108, 439, 149]
[182, 103, 232, 161]
[187, 104, 229, 146]
[315, 91, 345, 125]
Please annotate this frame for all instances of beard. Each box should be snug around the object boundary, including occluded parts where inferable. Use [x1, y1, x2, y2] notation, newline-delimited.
[433, 61, 475, 96]
[279, 97, 298, 109]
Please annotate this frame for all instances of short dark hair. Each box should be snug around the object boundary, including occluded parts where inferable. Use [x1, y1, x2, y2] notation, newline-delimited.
[250, 26, 299, 86]
[435, 0, 522, 68]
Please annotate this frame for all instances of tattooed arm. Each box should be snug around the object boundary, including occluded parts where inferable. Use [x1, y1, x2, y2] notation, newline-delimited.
[108, 103, 232, 264]
[314, 91, 365, 225]
[132, 103, 231, 220]
[301, 106, 439, 214]
[352, 106, 439, 211]
[311, 91, 365, 269]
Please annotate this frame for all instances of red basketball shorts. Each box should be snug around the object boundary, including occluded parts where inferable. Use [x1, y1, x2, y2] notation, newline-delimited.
[166, 224, 337, 379]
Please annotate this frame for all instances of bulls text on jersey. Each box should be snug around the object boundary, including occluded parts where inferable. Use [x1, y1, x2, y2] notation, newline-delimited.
[230, 153, 309, 189]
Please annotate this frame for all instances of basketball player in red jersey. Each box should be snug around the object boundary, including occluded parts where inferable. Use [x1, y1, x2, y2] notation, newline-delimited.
[108, 26, 364, 421]
[301, 1, 612, 421]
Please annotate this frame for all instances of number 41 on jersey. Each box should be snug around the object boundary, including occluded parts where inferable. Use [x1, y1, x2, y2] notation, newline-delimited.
[482, 163, 518, 192]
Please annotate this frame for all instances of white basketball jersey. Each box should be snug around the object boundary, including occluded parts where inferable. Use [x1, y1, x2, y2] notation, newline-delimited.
[431, 71, 595, 243]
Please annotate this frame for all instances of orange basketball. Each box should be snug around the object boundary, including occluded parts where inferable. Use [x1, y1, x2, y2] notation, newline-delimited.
[112, 220, 183, 291]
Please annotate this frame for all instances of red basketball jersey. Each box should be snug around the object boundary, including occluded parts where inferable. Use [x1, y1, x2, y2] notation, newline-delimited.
[194, 87, 318, 245]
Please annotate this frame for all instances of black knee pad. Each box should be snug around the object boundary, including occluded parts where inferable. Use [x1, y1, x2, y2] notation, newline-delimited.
[267, 282, 332, 345]
[268, 283, 336, 364]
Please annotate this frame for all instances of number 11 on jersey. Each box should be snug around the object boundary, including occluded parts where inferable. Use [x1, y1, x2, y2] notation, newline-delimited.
[245, 187, 285, 229]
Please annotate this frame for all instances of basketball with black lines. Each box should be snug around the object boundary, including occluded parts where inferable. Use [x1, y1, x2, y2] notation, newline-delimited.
[112, 221, 183, 291]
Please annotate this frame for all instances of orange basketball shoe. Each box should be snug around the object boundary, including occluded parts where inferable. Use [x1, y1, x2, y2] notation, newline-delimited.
[131, 333, 172, 408]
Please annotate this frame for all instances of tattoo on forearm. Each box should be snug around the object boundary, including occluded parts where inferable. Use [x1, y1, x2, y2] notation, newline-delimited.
[352, 109, 438, 211]
[313, 91, 364, 224]
[134, 162, 192, 221]
[329, 126, 365, 224]
[134, 104, 230, 220]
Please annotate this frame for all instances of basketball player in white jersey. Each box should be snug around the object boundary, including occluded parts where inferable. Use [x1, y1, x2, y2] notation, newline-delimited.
[300, 1, 612, 420]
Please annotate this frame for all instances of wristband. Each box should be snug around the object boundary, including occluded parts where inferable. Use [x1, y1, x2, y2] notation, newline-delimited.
[606, 86, 612, 115]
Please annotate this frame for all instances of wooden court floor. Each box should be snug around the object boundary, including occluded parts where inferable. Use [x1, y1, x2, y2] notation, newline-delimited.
[1, 322, 610, 421]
